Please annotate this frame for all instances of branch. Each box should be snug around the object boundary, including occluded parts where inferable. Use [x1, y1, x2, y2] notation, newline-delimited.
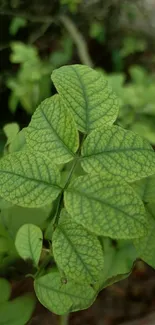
[59, 14, 94, 67]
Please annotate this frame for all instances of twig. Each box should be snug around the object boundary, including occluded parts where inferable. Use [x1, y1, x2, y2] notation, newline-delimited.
[29, 22, 52, 43]
[59, 314, 69, 325]
[59, 14, 94, 67]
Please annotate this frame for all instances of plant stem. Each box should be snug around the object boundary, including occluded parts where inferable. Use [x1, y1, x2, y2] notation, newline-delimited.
[59, 314, 69, 325]
[60, 14, 93, 67]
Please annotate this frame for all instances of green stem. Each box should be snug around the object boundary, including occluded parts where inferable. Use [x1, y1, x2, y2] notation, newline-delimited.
[59, 314, 69, 325]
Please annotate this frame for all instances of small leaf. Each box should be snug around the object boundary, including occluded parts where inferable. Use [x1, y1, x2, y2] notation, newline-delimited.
[0, 278, 11, 303]
[15, 224, 43, 266]
[9, 128, 26, 153]
[0, 294, 36, 325]
[0, 150, 61, 207]
[34, 269, 96, 315]
[52, 65, 119, 133]
[9, 17, 27, 36]
[132, 175, 155, 203]
[52, 211, 104, 283]
[81, 125, 155, 181]
[26, 95, 79, 164]
[133, 206, 155, 268]
[3, 123, 20, 145]
[64, 175, 147, 238]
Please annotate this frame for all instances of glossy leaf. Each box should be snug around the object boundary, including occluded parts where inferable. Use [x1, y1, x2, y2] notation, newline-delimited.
[34, 269, 96, 315]
[52, 65, 119, 133]
[26, 95, 79, 164]
[15, 224, 43, 266]
[0, 150, 61, 207]
[52, 212, 104, 283]
[0, 278, 11, 303]
[81, 125, 155, 181]
[64, 175, 147, 238]
[0, 294, 36, 325]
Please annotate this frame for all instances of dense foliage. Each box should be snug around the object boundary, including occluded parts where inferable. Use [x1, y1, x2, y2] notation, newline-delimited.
[0, 65, 155, 320]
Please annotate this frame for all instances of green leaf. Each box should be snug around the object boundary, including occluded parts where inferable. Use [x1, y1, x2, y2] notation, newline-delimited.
[26, 95, 79, 164]
[9, 128, 26, 153]
[133, 204, 155, 268]
[64, 174, 147, 238]
[0, 294, 36, 325]
[0, 150, 61, 207]
[34, 269, 96, 315]
[9, 17, 27, 36]
[51, 65, 119, 133]
[97, 239, 137, 290]
[0, 205, 51, 238]
[3, 123, 20, 145]
[15, 224, 43, 266]
[52, 211, 104, 284]
[131, 175, 155, 203]
[81, 125, 155, 182]
[0, 278, 11, 303]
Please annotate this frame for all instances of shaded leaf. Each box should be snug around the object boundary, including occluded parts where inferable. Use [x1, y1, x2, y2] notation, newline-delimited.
[0, 278, 11, 303]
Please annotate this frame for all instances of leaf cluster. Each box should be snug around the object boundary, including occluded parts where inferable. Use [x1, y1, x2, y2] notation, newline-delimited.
[0, 64, 155, 316]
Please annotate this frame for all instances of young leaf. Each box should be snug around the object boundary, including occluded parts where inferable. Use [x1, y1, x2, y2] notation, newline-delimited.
[133, 204, 155, 268]
[81, 125, 155, 181]
[34, 269, 96, 315]
[52, 211, 104, 284]
[0, 278, 11, 303]
[64, 175, 147, 238]
[0, 294, 36, 325]
[26, 95, 79, 164]
[0, 150, 61, 207]
[51, 65, 119, 133]
[15, 224, 43, 266]
[131, 175, 155, 203]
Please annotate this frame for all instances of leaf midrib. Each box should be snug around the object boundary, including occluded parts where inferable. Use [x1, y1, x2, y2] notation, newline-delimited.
[66, 188, 146, 226]
[40, 104, 76, 157]
[82, 147, 153, 158]
[57, 225, 95, 282]
[0, 169, 61, 190]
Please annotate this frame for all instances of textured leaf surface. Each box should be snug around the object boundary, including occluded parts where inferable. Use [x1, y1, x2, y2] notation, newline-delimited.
[0, 294, 36, 325]
[26, 95, 79, 164]
[0, 151, 61, 207]
[132, 175, 155, 203]
[51, 65, 119, 133]
[52, 213, 104, 283]
[34, 269, 96, 315]
[133, 205, 155, 268]
[64, 175, 147, 238]
[81, 125, 155, 181]
[0, 278, 11, 303]
[15, 224, 43, 266]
